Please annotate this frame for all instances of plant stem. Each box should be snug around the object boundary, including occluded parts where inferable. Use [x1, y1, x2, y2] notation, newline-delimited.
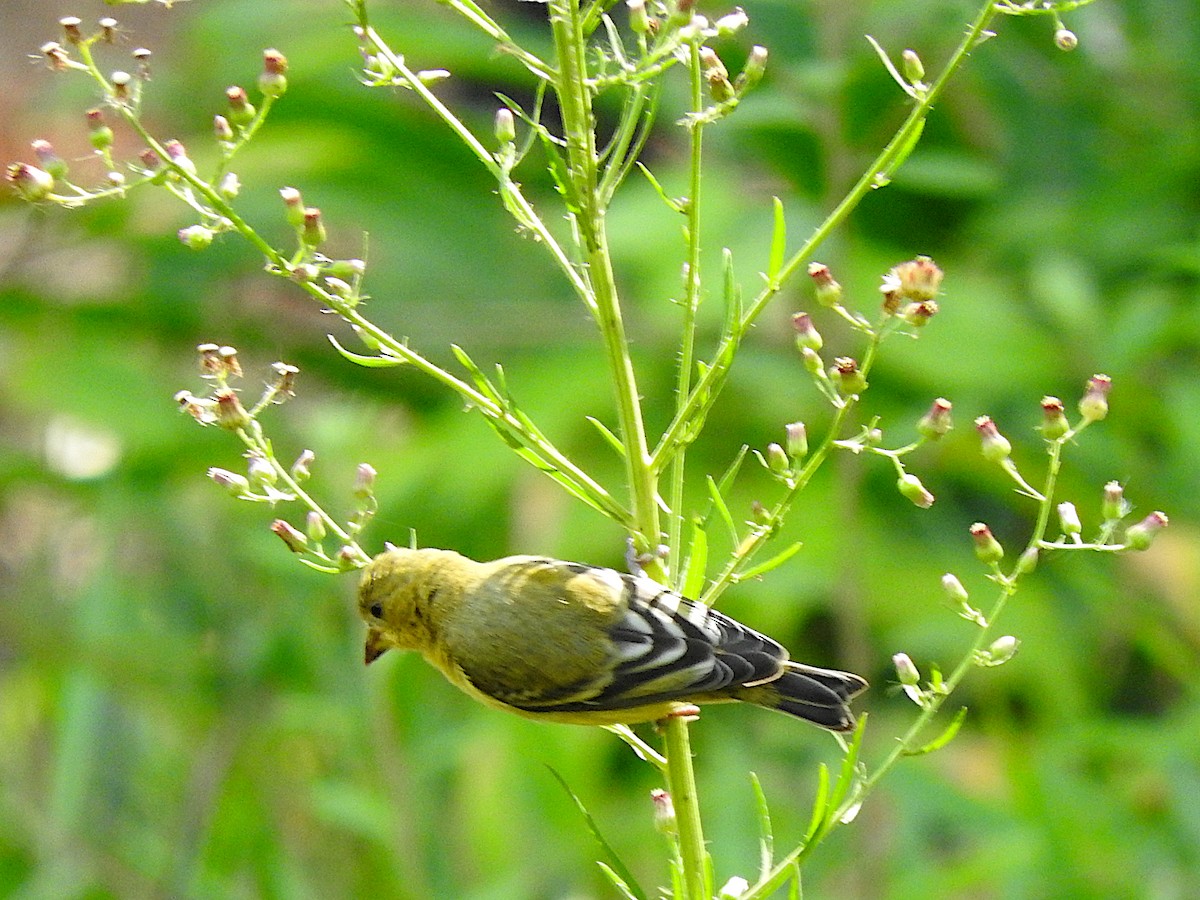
[663, 716, 706, 900]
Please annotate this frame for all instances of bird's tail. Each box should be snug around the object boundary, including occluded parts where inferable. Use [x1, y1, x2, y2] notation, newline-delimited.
[737, 663, 868, 732]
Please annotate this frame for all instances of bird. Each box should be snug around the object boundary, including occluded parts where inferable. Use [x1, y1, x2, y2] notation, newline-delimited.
[357, 546, 867, 731]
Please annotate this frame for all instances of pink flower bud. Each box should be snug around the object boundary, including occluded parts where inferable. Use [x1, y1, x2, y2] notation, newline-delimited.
[791, 312, 823, 351]
[1039, 396, 1070, 439]
[302, 207, 326, 247]
[208, 467, 250, 495]
[785, 421, 808, 460]
[974, 415, 1012, 462]
[917, 397, 953, 440]
[271, 519, 308, 553]
[214, 389, 250, 430]
[830, 357, 867, 397]
[226, 85, 256, 125]
[650, 788, 676, 836]
[6, 163, 55, 202]
[1079, 374, 1111, 423]
[259, 48, 289, 98]
[970, 522, 1004, 563]
[1125, 511, 1168, 551]
[1101, 481, 1127, 521]
[807, 262, 842, 307]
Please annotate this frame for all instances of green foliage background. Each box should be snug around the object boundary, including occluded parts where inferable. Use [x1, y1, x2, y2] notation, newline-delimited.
[1, 0, 1198, 897]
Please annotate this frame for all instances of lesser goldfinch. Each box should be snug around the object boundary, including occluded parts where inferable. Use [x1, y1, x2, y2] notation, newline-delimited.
[358, 547, 866, 731]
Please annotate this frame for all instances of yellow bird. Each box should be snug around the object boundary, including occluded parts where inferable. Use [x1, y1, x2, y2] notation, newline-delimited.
[358, 547, 867, 731]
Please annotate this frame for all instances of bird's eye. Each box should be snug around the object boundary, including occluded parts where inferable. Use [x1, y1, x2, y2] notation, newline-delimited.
[369, 602, 383, 619]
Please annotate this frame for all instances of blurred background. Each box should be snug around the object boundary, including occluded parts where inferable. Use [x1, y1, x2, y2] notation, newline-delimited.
[2, 0, 1198, 897]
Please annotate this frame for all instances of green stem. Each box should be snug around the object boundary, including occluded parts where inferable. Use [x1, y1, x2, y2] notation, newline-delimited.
[666, 39, 707, 572]
[663, 717, 706, 900]
[549, 0, 660, 552]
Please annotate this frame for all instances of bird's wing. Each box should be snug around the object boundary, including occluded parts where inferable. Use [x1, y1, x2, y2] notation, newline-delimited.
[502, 565, 789, 714]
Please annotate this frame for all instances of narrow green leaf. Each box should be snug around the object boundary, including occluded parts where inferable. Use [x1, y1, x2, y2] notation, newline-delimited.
[803, 763, 830, 845]
[749, 772, 774, 877]
[596, 863, 641, 900]
[327, 334, 405, 367]
[586, 415, 626, 456]
[735, 542, 804, 582]
[547, 767, 649, 900]
[679, 522, 708, 600]
[450, 344, 502, 402]
[722, 247, 741, 339]
[767, 197, 786, 281]
[827, 714, 867, 824]
[635, 161, 684, 213]
[904, 706, 968, 756]
[706, 475, 739, 547]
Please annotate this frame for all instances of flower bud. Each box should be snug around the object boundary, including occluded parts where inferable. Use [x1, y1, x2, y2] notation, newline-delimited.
[208, 467, 250, 496]
[901, 299, 938, 327]
[291, 448, 316, 482]
[213, 114, 234, 143]
[353, 462, 377, 499]
[785, 421, 808, 460]
[897, 472, 935, 508]
[893, 652, 920, 686]
[6, 163, 55, 202]
[259, 48, 289, 98]
[916, 397, 953, 440]
[879, 272, 902, 315]
[974, 415, 1012, 462]
[1125, 511, 1168, 551]
[197, 343, 223, 377]
[901, 48, 925, 85]
[627, 0, 650, 34]
[807, 262, 842, 307]
[280, 186, 306, 227]
[86, 109, 114, 151]
[164, 140, 196, 178]
[766, 442, 790, 476]
[941, 573, 968, 605]
[970, 522, 1004, 563]
[218, 172, 241, 199]
[305, 510, 327, 543]
[493, 107, 516, 144]
[750, 499, 770, 524]
[214, 389, 250, 430]
[271, 519, 308, 553]
[175, 390, 217, 424]
[700, 47, 734, 103]
[132, 47, 152, 80]
[226, 85, 256, 126]
[60, 16, 84, 44]
[302, 207, 326, 247]
[246, 453, 277, 489]
[1016, 546, 1039, 575]
[31, 140, 68, 180]
[99, 18, 118, 43]
[1038, 396, 1069, 440]
[270, 361, 298, 398]
[178, 225, 214, 250]
[650, 788, 676, 836]
[791, 312, 822, 351]
[325, 258, 367, 280]
[715, 8, 749, 34]
[984, 635, 1019, 665]
[717, 877, 750, 899]
[1079, 374, 1111, 423]
[1057, 501, 1082, 536]
[735, 45, 768, 94]
[110, 70, 133, 102]
[800, 346, 824, 377]
[830, 357, 867, 397]
[336, 545, 362, 570]
[40, 42, 71, 72]
[1054, 28, 1078, 51]
[1102, 481, 1128, 521]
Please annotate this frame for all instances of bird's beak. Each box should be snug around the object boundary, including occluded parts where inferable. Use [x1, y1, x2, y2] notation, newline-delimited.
[364, 626, 391, 665]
